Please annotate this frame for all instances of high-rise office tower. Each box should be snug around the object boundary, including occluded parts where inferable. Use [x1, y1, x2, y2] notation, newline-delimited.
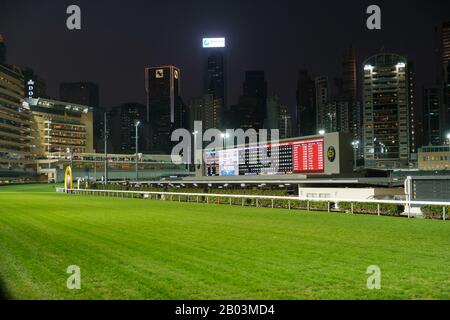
[203, 38, 226, 110]
[437, 21, 450, 136]
[278, 103, 292, 139]
[109, 103, 147, 154]
[315, 76, 330, 132]
[343, 46, 357, 101]
[423, 86, 442, 146]
[0, 34, 6, 65]
[266, 95, 292, 139]
[145, 65, 183, 153]
[342, 46, 363, 154]
[243, 70, 267, 120]
[189, 94, 222, 132]
[363, 53, 414, 168]
[206, 51, 225, 106]
[59, 82, 103, 152]
[237, 71, 267, 130]
[296, 69, 316, 136]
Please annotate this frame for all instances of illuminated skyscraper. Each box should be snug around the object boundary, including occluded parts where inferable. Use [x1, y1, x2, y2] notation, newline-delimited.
[203, 38, 226, 111]
[145, 65, 184, 153]
[189, 94, 222, 132]
[363, 53, 415, 168]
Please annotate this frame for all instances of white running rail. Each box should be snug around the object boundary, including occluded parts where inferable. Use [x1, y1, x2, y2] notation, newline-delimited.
[56, 187, 450, 220]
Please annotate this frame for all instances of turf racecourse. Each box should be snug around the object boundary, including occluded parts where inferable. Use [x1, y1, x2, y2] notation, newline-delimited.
[0, 184, 449, 300]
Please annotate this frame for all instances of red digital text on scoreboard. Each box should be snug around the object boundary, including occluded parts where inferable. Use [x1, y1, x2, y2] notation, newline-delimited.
[291, 138, 325, 173]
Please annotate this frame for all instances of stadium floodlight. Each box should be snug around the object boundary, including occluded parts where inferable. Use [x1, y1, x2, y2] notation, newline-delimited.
[318, 129, 325, 136]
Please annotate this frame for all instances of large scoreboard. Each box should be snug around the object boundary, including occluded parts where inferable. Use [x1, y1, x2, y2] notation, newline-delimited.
[205, 138, 325, 177]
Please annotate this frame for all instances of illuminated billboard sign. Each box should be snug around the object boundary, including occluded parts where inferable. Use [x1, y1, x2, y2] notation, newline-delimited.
[205, 138, 325, 177]
[202, 38, 226, 48]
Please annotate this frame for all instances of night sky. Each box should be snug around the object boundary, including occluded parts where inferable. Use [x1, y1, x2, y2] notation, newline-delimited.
[1, 0, 449, 109]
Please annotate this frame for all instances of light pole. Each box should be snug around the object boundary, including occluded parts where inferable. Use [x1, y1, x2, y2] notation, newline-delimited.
[104, 112, 108, 184]
[221, 132, 229, 149]
[192, 130, 199, 169]
[135, 120, 141, 181]
[351, 140, 360, 170]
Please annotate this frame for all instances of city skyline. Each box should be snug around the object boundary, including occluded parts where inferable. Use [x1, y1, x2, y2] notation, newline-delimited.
[1, 0, 449, 110]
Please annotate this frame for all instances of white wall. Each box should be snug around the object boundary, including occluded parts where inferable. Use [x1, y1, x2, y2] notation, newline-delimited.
[297, 187, 404, 200]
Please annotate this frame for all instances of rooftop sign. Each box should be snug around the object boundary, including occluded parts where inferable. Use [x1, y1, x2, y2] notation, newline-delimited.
[202, 38, 225, 48]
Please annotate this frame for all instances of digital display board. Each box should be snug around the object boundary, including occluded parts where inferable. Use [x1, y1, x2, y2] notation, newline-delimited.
[202, 37, 226, 48]
[292, 139, 324, 173]
[205, 138, 325, 176]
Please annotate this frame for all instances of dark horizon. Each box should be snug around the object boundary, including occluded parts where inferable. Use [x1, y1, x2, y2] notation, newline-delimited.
[1, 0, 449, 109]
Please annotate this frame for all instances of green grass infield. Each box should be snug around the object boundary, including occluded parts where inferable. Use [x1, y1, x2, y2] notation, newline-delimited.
[0, 184, 449, 300]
